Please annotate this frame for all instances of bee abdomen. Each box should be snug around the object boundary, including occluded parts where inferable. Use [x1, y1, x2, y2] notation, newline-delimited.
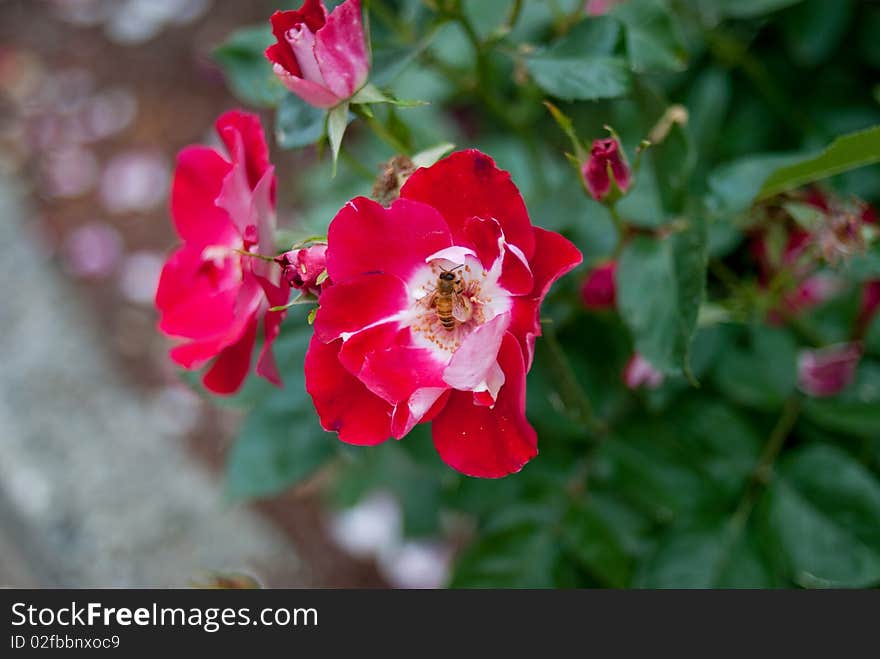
[439, 315, 456, 331]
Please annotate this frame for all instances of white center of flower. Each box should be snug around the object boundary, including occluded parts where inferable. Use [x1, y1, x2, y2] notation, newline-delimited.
[404, 250, 512, 359]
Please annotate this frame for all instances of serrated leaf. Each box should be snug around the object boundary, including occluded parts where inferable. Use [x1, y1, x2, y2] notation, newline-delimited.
[758, 125, 880, 200]
[525, 18, 630, 101]
[617, 228, 707, 376]
[764, 444, 880, 588]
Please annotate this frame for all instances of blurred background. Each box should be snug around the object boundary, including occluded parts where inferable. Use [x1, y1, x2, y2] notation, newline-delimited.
[2, 0, 880, 589]
[0, 0, 425, 588]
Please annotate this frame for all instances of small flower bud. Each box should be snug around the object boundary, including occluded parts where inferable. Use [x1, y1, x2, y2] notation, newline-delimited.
[797, 343, 862, 398]
[580, 261, 617, 310]
[581, 137, 631, 203]
[624, 353, 664, 390]
[276, 244, 329, 295]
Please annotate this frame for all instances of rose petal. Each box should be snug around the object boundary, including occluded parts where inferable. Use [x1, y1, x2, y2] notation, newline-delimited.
[314, 0, 369, 99]
[401, 150, 536, 259]
[170, 145, 237, 247]
[201, 317, 258, 395]
[327, 196, 452, 284]
[313, 272, 407, 343]
[305, 335, 393, 446]
[442, 312, 510, 392]
[431, 332, 537, 478]
[255, 275, 290, 387]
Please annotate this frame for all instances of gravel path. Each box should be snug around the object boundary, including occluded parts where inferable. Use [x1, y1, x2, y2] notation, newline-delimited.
[0, 177, 303, 587]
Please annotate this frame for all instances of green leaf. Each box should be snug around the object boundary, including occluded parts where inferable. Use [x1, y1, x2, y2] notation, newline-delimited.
[226, 409, 335, 500]
[528, 56, 630, 102]
[411, 142, 455, 169]
[782, 0, 853, 67]
[712, 325, 798, 410]
[611, 0, 687, 74]
[225, 323, 337, 500]
[450, 506, 560, 588]
[764, 444, 880, 587]
[562, 500, 632, 587]
[801, 361, 880, 439]
[327, 101, 350, 176]
[699, 0, 805, 19]
[350, 83, 426, 107]
[213, 25, 285, 108]
[635, 521, 775, 588]
[707, 153, 802, 217]
[275, 94, 326, 149]
[525, 18, 631, 101]
[758, 125, 880, 200]
[617, 228, 707, 376]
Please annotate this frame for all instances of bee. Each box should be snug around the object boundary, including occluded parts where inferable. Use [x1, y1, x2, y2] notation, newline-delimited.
[428, 265, 472, 331]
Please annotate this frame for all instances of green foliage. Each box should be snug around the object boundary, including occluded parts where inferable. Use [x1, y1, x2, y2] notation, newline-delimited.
[526, 18, 631, 101]
[224, 316, 338, 500]
[617, 227, 707, 377]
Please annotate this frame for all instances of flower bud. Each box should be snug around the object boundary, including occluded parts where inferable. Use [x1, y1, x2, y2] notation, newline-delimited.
[580, 261, 617, 310]
[276, 244, 329, 295]
[797, 343, 862, 398]
[857, 280, 880, 336]
[581, 137, 631, 203]
[266, 0, 369, 109]
[623, 353, 664, 390]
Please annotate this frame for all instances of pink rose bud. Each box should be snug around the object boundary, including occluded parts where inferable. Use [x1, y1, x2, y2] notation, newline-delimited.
[581, 261, 617, 310]
[584, 0, 623, 16]
[581, 137, 631, 202]
[797, 343, 862, 398]
[857, 280, 880, 336]
[624, 353, 664, 390]
[276, 244, 329, 295]
[266, 0, 369, 109]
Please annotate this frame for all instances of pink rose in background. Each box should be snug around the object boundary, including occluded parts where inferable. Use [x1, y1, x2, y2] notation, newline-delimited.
[584, 0, 624, 16]
[155, 110, 289, 395]
[857, 280, 880, 337]
[797, 343, 862, 398]
[276, 244, 330, 295]
[305, 150, 582, 478]
[581, 261, 617, 310]
[624, 353, 664, 390]
[266, 0, 369, 108]
[582, 137, 631, 202]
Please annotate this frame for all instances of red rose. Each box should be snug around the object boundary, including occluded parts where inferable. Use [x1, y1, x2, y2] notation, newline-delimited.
[305, 150, 582, 477]
[155, 110, 289, 395]
[266, 0, 369, 108]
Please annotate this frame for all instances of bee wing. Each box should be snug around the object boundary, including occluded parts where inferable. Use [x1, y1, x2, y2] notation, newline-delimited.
[451, 294, 473, 322]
